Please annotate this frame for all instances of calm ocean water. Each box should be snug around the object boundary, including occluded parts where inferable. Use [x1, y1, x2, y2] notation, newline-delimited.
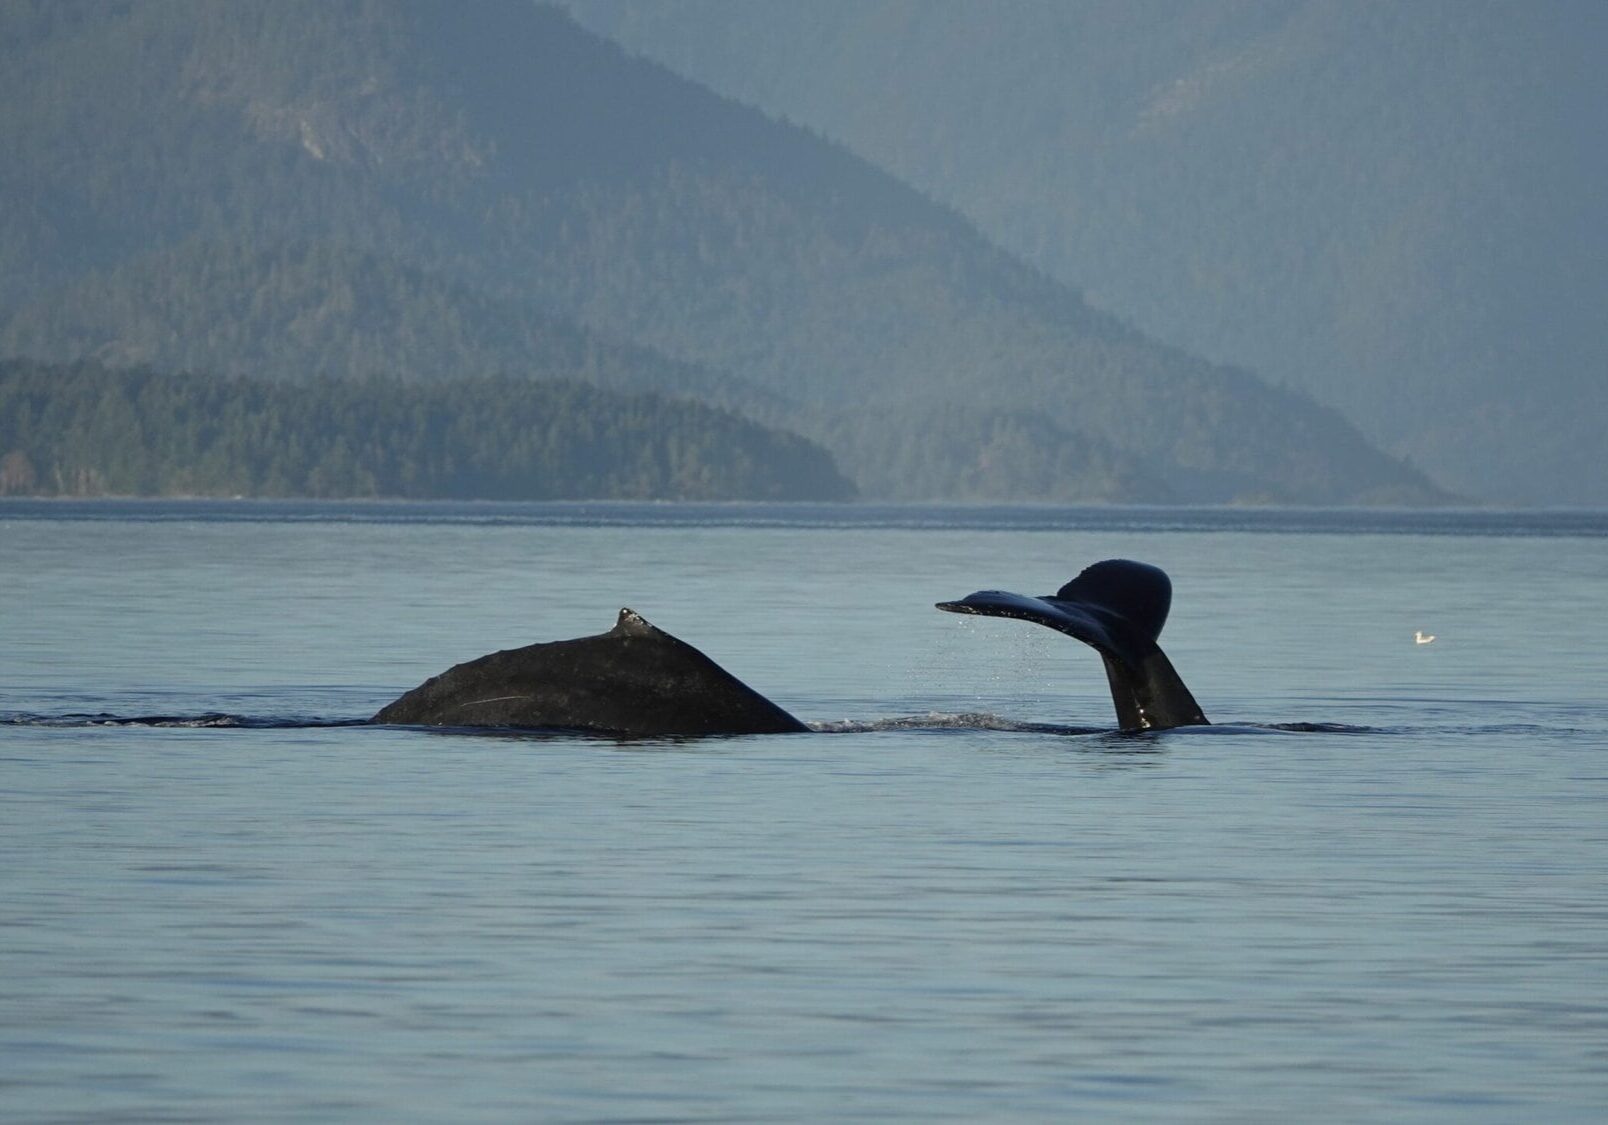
[4, 500, 1607, 1122]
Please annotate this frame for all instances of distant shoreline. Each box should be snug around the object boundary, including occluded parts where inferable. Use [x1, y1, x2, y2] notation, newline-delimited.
[4, 496, 1604, 539]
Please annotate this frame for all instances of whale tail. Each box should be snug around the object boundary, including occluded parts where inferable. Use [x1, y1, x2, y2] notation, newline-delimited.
[937, 559, 1208, 731]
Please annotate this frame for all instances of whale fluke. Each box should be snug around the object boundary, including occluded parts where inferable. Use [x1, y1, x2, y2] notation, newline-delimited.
[373, 608, 807, 737]
[937, 559, 1208, 731]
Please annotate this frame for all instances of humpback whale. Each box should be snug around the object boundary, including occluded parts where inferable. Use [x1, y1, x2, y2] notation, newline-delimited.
[373, 608, 807, 737]
[936, 559, 1208, 731]
[374, 559, 1204, 737]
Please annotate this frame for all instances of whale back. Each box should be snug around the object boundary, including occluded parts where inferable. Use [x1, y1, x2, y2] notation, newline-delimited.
[373, 608, 807, 737]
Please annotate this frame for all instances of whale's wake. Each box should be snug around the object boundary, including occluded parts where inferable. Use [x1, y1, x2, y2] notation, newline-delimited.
[2, 712, 367, 730]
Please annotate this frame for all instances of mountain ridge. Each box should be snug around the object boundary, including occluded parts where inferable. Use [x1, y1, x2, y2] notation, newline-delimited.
[0, 0, 1444, 504]
[567, 0, 1607, 504]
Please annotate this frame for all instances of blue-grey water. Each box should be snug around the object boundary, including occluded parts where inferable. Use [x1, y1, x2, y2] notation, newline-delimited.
[4, 500, 1607, 1122]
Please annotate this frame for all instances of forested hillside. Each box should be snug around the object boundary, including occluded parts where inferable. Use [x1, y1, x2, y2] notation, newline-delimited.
[0, 359, 854, 500]
[1, 240, 786, 413]
[569, 0, 1607, 505]
[0, 0, 1443, 504]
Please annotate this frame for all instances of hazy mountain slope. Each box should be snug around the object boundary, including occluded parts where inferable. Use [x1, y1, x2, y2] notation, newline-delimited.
[568, 0, 1606, 505]
[0, 0, 1440, 503]
[0, 239, 790, 414]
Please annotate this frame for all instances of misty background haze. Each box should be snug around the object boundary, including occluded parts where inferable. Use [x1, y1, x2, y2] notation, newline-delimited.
[569, 0, 1608, 506]
[2, 0, 1601, 505]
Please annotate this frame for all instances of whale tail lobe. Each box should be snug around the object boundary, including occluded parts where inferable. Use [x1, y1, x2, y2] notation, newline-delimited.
[937, 559, 1208, 731]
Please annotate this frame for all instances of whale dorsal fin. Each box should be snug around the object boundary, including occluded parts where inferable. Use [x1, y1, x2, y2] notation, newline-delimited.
[612, 607, 667, 638]
[938, 559, 1208, 731]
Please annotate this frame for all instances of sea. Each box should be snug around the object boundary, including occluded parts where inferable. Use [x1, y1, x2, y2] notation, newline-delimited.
[3, 499, 1606, 1123]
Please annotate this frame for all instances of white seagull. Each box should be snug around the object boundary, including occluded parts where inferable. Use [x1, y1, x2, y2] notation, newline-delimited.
[1415, 630, 1436, 645]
